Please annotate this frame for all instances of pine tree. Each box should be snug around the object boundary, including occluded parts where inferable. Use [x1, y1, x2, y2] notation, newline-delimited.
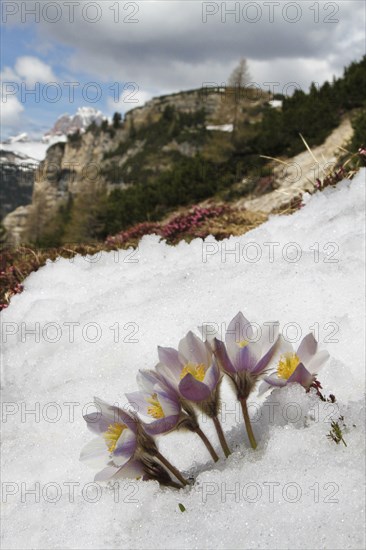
[227, 58, 251, 138]
[112, 112, 122, 128]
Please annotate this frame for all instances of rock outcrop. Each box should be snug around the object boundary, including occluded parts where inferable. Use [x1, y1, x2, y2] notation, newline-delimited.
[0, 150, 37, 218]
[240, 117, 354, 213]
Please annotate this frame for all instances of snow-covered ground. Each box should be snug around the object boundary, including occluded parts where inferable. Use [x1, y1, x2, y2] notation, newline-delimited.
[1, 170, 365, 549]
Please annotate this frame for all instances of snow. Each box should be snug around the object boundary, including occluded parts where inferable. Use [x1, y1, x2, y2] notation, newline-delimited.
[268, 100, 283, 109]
[6, 132, 29, 144]
[43, 107, 105, 141]
[1, 106, 103, 161]
[206, 124, 234, 132]
[0, 140, 53, 161]
[1, 170, 365, 549]
[0, 149, 39, 168]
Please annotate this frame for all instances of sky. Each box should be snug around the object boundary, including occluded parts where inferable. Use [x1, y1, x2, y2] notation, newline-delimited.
[1, 0, 365, 139]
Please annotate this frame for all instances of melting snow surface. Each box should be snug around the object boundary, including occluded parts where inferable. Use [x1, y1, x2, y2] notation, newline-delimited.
[1, 170, 365, 549]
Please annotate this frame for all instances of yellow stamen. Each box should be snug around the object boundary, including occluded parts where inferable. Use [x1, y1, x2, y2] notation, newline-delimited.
[180, 362, 206, 382]
[277, 353, 300, 379]
[104, 423, 126, 453]
[238, 339, 249, 348]
[146, 393, 165, 419]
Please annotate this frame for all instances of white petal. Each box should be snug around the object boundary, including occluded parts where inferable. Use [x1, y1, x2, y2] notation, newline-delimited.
[306, 350, 330, 374]
[297, 333, 318, 364]
[263, 335, 293, 373]
[80, 438, 109, 468]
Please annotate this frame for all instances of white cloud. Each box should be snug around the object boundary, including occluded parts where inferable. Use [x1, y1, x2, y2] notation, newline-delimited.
[0, 66, 19, 82]
[107, 87, 155, 115]
[35, 0, 365, 93]
[1, 56, 57, 86]
[14, 56, 57, 84]
[0, 94, 24, 130]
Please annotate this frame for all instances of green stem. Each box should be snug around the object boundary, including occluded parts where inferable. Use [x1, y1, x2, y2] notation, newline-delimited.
[195, 427, 219, 462]
[212, 416, 231, 458]
[240, 398, 257, 450]
[155, 451, 189, 486]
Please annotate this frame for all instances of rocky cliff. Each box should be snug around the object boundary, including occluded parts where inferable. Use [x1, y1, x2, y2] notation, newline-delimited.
[3, 86, 270, 244]
[0, 151, 37, 218]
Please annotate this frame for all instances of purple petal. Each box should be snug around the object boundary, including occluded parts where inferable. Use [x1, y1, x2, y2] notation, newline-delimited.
[126, 389, 180, 425]
[143, 415, 180, 435]
[287, 363, 314, 389]
[178, 373, 211, 402]
[83, 413, 112, 436]
[159, 392, 181, 417]
[83, 397, 117, 434]
[153, 366, 178, 394]
[113, 428, 137, 466]
[297, 333, 318, 364]
[225, 312, 253, 360]
[203, 361, 221, 391]
[178, 331, 211, 366]
[236, 344, 259, 372]
[158, 346, 183, 378]
[252, 333, 280, 375]
[125, 391, 150, 417]
[136, 370, 161, 393]
[213, 338, 236, 374]
[156, 362, 180, 392]
[116, 409, 139, 434]
[94, 397, 138, 434]
[263, 373, 287, 388]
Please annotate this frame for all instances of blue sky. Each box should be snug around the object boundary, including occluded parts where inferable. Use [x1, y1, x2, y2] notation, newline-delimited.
[1, 0, 365, 139]
[1, 17, 131, 138]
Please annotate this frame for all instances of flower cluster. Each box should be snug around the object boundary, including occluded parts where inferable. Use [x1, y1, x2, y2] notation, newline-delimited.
[81, 312, 330, 488]
[105, 205, 228, 247]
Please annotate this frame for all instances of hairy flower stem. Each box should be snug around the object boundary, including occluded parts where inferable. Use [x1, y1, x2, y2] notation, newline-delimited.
[155, 451, 189, 486]
[212, 416, 231, 458]
[240, 398, 257, 450]
[194, 427, 219, 462]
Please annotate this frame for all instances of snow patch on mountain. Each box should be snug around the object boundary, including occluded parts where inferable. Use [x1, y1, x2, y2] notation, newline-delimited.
[43, 106, 105, 141]
[1, 107, 106, 161]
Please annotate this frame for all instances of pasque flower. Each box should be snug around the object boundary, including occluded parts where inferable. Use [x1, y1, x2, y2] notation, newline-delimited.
[259, 332, 330, 393]
[126, 370, 183, 435]
[213, 312, 280, 449]
[157, 331, 231, 457]
[80, 397, 138, 470]
[80, 397, 189, 487]
[127, 367, 221, 462]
